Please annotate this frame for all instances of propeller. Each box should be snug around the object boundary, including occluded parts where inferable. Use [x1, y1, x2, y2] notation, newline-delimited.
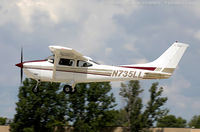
[20, 47, 23, 83]
[16, 47, 24, 83]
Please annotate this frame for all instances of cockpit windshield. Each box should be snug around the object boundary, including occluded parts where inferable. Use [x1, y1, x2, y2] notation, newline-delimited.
[46, 55, 55, 63]
[90, 60, 100, 65]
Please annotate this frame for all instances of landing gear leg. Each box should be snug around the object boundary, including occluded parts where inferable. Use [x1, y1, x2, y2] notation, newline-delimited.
[71, 83, 76, 93]
[32, 80, 40, 94]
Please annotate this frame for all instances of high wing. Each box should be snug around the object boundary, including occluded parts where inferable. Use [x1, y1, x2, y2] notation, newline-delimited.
[49, 46, 88, 61]
[49, 46, 88, 80]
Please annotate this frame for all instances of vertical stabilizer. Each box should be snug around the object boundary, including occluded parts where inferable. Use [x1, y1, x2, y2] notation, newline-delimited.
[150, 42, 189, 73]
[123, 42, 189, 74]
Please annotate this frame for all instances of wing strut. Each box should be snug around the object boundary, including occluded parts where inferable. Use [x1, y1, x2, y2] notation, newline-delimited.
[52, 53, 59, 80]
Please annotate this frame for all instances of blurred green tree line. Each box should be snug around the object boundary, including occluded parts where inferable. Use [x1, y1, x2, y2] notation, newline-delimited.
[8, 78, 200, 132]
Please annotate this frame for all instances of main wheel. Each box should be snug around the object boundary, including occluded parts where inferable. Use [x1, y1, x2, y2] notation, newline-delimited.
[63, 85, 72, 94]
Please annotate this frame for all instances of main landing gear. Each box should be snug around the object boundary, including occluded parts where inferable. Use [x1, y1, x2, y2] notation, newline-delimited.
[63, 85, 76, 94]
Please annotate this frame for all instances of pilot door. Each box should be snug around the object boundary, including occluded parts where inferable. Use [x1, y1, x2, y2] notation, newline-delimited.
[54, 58, 75, 82]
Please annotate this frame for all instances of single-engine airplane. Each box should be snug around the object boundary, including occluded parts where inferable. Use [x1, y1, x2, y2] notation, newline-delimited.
[16, 42, 188, 94]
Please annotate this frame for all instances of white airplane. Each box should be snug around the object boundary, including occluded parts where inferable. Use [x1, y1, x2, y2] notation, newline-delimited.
[16, 42, 188, 94]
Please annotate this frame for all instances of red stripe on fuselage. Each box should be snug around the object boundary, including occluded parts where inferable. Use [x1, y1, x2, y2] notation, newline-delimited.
[120, 66, 156, 71]
[23, 60, 47, 64]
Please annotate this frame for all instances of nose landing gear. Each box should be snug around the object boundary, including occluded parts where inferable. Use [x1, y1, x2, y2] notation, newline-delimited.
[32, 80, 40, 94]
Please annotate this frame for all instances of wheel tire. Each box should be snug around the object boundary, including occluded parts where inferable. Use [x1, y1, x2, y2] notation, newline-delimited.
[63, 85, 72, 94]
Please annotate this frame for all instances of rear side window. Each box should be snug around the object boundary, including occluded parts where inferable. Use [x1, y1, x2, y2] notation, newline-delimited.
[59, 58, 74, 66]
[77, 60, 92, 67]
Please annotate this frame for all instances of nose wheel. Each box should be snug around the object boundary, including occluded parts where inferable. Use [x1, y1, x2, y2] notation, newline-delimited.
[63, 85, 76, 94]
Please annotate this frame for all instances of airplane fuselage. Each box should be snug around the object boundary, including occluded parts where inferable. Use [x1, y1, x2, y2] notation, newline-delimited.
[23, 59, 170, 84]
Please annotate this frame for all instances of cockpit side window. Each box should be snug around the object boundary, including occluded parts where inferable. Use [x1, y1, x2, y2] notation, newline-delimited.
[59, 58, 74, 66]
[77, 60, 92, 67]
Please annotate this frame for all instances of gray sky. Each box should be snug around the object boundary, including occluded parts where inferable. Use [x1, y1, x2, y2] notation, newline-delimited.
[0, 0, 200, 121]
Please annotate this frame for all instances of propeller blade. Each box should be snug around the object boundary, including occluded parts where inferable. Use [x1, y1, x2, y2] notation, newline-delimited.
[21, 47, 23, 63]
[20, 66, 23, 83]
[20, 47, 23, 83]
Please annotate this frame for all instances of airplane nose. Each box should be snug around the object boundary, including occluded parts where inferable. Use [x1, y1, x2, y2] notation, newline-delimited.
[15, 62, 23, 68]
